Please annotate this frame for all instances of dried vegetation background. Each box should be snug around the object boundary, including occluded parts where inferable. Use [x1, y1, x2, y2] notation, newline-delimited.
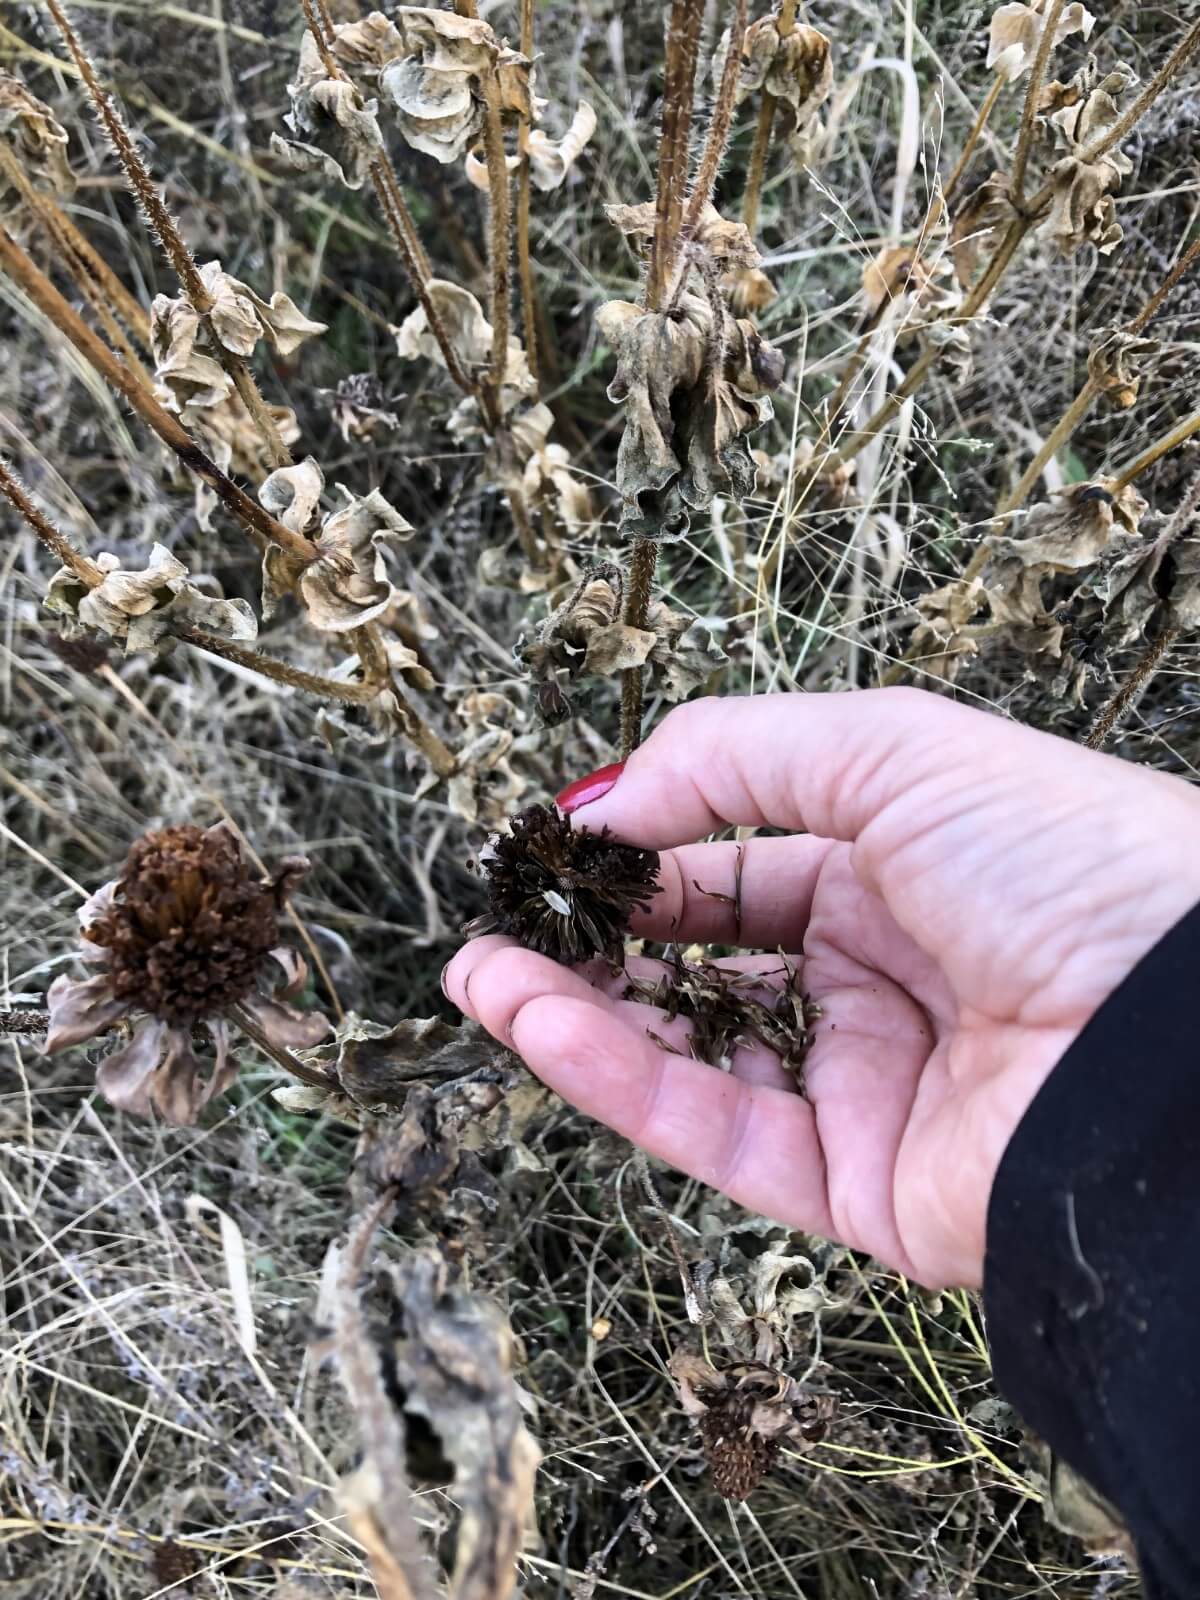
[1, 0, 1198, 1592]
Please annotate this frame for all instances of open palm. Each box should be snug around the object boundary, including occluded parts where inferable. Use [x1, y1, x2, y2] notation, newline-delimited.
[446, 690, 1200, 1287]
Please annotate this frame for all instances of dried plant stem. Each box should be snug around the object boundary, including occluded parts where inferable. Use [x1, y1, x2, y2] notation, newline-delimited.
[646, 0, 705, 312]
[43, 0, 292, 469]
[1084, 627, 1179, 750]
[942, 74, 1003, 207]
[997, 238, 1200, 519]
[0, 454, 105, 586]
[480, 72, 514, 403]
[515, 0, 538, 391]
[35, 193, 152, 346]
[228, 1002, 332, 1089]
[1112, 409, 1200, 490]
[1071, 20, 1200, 175]
[176, 627, 386, 704]
[1009, 0, 1067, 204]
[0, 147, 153, 383]
[333, 1200, 443, 1600]
[681, 0, 748, 241]
[620, 0, 705, 757]
[741, 93, 777, 235]
[0, 224, 318, 560]
[619, 541, 658, 756]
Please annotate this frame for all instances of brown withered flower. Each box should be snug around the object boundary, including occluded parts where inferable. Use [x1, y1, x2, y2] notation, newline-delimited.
[45, 823, 329, 1125]
[467, 804, 660, 965]
[670, 1351, 834, 1501]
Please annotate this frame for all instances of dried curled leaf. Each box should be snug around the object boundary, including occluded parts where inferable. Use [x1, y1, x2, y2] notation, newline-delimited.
[45, 544, 257, 653]
[723, 267, 777, 318]
[1086, 327, 1159, 410]
[273, 30, 384, 190]
[375, 7, 528, 163]
[669, 1351, 834, 1501]
[393, 278, 535, 416]
[517, 567, 727, 718]
[985, 0, 1095, 82]
[528, 99, 596, 189]
[1039, 64, 1136, 257]
[981, 481, 1148, 659]
[492, 402, 593, 539]
[907, 577, 985, 683]
[716, 16, 833, 167]
[259, 457, 414, 631]
[0, 73, 75, 215]
[605, 200, 761, 270]
[950, 171, 1017, 289]
[596, 293, 784, 539]
[151, 262, 325, 418]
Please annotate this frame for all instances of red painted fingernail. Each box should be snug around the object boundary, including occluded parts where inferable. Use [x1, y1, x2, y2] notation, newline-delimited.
[555, 760, 625, 815]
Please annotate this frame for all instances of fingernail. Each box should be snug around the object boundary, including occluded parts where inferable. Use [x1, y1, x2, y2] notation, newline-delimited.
[556, 760, 625, 815]
[440, 961, 451, 997]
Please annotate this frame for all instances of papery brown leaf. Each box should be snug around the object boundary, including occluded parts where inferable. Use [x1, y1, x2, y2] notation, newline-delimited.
[717, 17, 833, 166]
[528, 100, 596, 189]
[985, 0, 1094, 82]
[1039, 64, 1135, 257]
[0, 73, 75, 216]
[950, 171, 1017, 289]
[393, 279, 535, 415]
[44, 544, 258, 653]
[273, 31, 385, 189]
[377, 7, 513, 163]
[605, 200, 761, 269]
[1086, 328, 1159, 410]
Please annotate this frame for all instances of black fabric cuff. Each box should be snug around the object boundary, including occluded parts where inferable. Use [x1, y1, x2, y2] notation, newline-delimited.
[984, 899, 1200, 1600]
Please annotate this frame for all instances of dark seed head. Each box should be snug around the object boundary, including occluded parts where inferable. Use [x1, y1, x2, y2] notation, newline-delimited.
[480, 804, 659, 964]
[699, 1404, 779, 1501]
[88, 824, 279, 1023]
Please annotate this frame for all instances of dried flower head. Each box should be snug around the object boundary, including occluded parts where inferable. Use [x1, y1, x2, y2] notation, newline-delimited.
[44, 824, 329, 1125]
[950, 171, 1017, 289]
[670, 1352, 834, 1501]
[0, 73, 75, 216]
[468, 804, 659, 964]
[986, 0, 1094, 82]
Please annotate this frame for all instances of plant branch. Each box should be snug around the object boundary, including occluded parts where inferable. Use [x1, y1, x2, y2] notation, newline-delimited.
[43, 0, 292, 469]
[680, 0, 748, 241]
[1009, 0, 1066, 204]
[515, 0, 538, 391]
[0, 453, 105, 586]
[1112, 409, 1200, 490]
[480, 70, 513, 403]
[1084, 626, 1179, 750]
[0, 224, 319, 561]
[229, 1002, 333, 1089]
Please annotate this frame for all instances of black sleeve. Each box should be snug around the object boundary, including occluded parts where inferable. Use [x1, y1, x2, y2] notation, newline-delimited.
[984, 900, 1200, 1600]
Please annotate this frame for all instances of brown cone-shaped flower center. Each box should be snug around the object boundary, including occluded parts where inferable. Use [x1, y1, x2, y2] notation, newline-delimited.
[88, 824, 279, 1023]
[482, 804, 659, 964]
[699, 1403, 779, 1501]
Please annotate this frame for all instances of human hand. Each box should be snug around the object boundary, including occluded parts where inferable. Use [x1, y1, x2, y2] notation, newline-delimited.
[444, 689, 1200, 1287]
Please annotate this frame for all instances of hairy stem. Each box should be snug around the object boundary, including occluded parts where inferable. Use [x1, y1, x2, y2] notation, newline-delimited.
[44, 0, 292, 469]
[229, 1002, 332, 1089]
[680, 0, 749, 242]
[515, 0, 538, 391]
[619, 541, 657, 757]
[0, 225, 317, 560]
[481, 70, 513, 403]
[0, 454, 105, 587]
[1009, 0, 1066, 204]
[1084, 627, 1179, 751]
[1112, 409, 1200, 489]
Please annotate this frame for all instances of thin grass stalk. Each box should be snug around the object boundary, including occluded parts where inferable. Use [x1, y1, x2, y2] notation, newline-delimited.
[515, 0, 538, 392]
[0, 224, 319, 560]
[34, 193, 152, 346]
[942, 73, 1003, 207]
[1008, 0, 1067, 204]
[43, 0, 293, 469]
[0, 455, 104, 586]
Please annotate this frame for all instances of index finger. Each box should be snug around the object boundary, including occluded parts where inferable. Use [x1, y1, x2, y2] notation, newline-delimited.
[558, 687, 1030, 849]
